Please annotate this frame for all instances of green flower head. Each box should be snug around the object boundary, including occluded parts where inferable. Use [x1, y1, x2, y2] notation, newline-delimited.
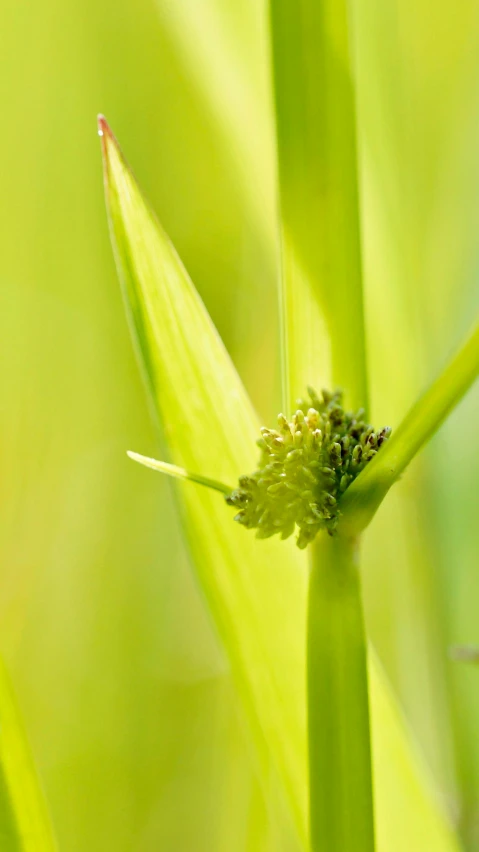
[226, 388, 391, 548]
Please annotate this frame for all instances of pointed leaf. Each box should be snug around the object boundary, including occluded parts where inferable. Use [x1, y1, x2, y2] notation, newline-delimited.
[100, 115, 308, 848]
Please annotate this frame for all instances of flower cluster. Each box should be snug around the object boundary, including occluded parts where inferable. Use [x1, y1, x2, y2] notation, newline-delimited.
[226, 388, 391, 548]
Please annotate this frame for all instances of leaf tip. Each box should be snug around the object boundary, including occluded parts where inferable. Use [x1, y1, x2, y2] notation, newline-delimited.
[98, 115, 126, 201]
[97, 113, 111, 139]
[97, 114, 120, 168]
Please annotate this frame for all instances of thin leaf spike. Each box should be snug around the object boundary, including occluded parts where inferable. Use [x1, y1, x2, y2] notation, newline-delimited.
[127, 451, 232, 495]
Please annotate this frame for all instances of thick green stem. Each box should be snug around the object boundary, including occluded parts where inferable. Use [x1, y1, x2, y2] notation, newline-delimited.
[269, 0, 368, 413]
[308, 533, 375, 852]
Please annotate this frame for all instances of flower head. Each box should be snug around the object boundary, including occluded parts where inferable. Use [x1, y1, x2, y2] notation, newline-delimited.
[226, 388, 391, 548]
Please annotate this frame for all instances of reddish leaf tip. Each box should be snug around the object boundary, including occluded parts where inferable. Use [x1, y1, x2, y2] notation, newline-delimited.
[97, 114, 111, 138]
[97, 115, 123, 169]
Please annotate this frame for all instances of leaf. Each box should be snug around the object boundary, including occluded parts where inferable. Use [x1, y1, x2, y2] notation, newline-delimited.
[127, 451, 232, 495]
[0, 656, 56, 851]
[100, 119, 460, 850]
[339, 318, 479, 537]
[100, 115, 308, 849]
[269, 0, 368, 412]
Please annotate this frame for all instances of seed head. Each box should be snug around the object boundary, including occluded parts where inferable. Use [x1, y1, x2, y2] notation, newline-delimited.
[226, 388, 391, 549]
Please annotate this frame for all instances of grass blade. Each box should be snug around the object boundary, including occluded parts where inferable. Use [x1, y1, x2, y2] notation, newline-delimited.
[0, 656, 56, 851]
[269, 0, 368, 411]
[100, 119, 460, 850]
[100, 114, 308, 848]
[339, 318, 479, 537]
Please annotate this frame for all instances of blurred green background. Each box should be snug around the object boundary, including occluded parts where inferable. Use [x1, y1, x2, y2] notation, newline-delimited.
[0, 0, 478, 849]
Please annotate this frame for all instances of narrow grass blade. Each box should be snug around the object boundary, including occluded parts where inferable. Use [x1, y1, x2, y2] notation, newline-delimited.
[339, 318, 479, 537]
[100, 120, 460, 851]
[0, 656, 56, 851]
[100, 114, 309, 848]
[127, 451, 232, 495]
[308, 534, 374, 851]
[269, 0, 368, 411]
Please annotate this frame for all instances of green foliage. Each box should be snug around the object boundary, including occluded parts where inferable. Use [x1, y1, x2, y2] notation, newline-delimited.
[101, 117, 461, 851]
[2, 0, 479, 848]
[100, 115, 309, 849]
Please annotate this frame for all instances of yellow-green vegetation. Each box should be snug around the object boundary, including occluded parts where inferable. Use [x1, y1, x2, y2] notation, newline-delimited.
[100, 107, 475, 850]
[1, 0, 479, 851]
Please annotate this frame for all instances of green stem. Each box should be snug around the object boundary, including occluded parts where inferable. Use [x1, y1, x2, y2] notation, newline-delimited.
[269, 0, 368, 413]
[338, 316, 479, 537]
[308, 533, 375, 852]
